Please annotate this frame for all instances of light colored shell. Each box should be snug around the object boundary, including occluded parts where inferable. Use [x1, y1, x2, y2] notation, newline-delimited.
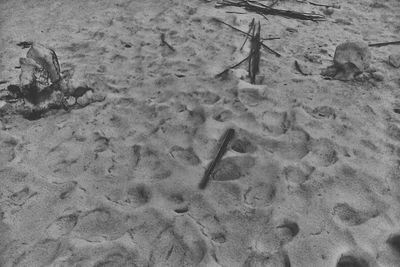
[27, 43, 61, 83]
[333, 41, 371, 72]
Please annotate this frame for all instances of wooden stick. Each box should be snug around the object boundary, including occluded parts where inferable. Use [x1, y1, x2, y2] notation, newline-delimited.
[240, 18, 255, 51]
[307, 1, 340, 8]
[199, 128, 235, 189]
[212, 18, 281, 57]
[368, 41, 400, 47]
[160, 33, 176, 51]
[249, 21, 261, 84]
[215, 54, 251, 78]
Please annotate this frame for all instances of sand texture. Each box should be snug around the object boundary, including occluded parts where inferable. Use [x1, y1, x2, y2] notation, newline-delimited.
[1, 0, 400, 266]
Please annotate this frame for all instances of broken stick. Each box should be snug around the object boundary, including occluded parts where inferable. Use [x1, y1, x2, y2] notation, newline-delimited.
[199, 128, 235, 189]
[249, 21, 261, 84]
[240, 18, 255, 51]
[160, 33, 176, 51]
[368, 41, 400, 47]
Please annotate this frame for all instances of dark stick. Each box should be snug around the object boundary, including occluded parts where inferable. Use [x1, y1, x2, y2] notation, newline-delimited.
[16, 41, 33, 48]
[307, 1, 340, 8]
[240, 18, 255, 51]
[294, 60, 306, 75]
[212, 18, 281, 57]
[215, 54, 251, 78]
[160, 33, 176, 51]
[249, 21, 261, 84]
[262, 37, 280, 40]
[368, 41, 400, 47]
[199, 128, 235, 189]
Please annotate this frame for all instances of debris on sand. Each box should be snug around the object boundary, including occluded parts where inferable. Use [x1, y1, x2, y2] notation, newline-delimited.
[0, 42, 105, 119]
[216, 0, 326, 21]
[248, 21, 261, 84]
[321, 41, 372, 81]
[199, 128, 235, 189]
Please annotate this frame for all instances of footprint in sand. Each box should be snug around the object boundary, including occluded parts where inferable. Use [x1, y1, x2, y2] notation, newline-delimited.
[332, 203, 378, 226]
[58, 181, 78, 200]
[238, 88, 266, 107]
[386, 123, 400, 142]
[244, 182, 276, 207]
[13, 239, 63, 267]
[387, 234, 400, 255]
[0, 136, 18, 166]
[212, 156, 255, 181]
[336, 254, 375, 267]
[93, 249, 139, 267]
[283, 163, 315, 187]
[276, 219, 300, 244]
[191, 90, 220, 105]
[169, 145, 201, 165]
[303, 105, 336, 120]
[71, 207, 127, 241]
[261, 110, 292, 136]
[149, 217, 207, 267]
[261, 128, 310, 160]
[307, 138, 339, 167]
[212, 109, 234, 122]
[209, 182, 242, 210]
[8, 186, 33, 205]
[126, 183, 152, 206]
[46, 212, 79, 238]
[244, 250, 291, 267]
[230, 136, 257, 154]
[128, 208, 207, 266]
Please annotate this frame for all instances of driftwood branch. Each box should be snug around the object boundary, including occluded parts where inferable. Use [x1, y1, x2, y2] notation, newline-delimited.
[212, 18, 281, 57]
[199, 128, 235, 189]
[216, 0, 326, 21]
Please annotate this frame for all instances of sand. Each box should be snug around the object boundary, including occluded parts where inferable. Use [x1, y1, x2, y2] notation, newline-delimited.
[1, 0, 400, 266]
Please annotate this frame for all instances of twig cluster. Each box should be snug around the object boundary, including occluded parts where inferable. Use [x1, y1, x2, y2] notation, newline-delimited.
[216, 0, 326, 21]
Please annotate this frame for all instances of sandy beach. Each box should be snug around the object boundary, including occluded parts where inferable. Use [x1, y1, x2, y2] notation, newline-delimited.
[1, 0, 400, 266]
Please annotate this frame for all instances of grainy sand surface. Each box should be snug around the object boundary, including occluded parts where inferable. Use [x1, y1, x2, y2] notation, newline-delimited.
[1, 0, 400, 266]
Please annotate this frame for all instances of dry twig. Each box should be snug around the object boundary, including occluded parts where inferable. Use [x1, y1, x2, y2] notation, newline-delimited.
[368, 41, 400, 47]
[249, 21, 261, 83]
[199, 128, 235, 189]
[160, 33, 175, 51]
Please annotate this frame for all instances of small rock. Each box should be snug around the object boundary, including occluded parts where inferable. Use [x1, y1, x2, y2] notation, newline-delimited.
[77, 93, 90, 107]
[389, 54, 400, 68]
[323, 41, 371, 81]
[323, 7, 334, 15]
[334, 41, 371, 72]
[371, 71, 384, 81]
[65, 96, 76, 106]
